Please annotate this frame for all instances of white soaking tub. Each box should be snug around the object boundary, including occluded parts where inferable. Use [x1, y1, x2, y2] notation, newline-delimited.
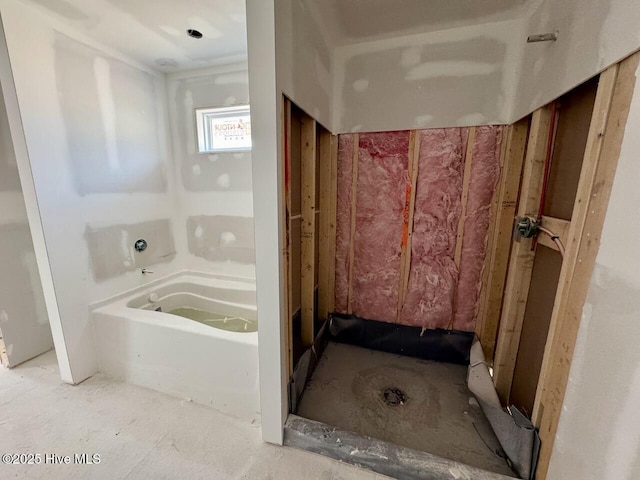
[91, 272, 259, 421]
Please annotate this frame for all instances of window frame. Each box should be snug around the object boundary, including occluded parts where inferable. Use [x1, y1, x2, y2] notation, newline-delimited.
[195, 104, 252, 154]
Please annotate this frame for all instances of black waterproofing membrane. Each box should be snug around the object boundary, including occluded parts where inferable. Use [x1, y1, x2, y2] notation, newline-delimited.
[328, 313, 474, 365]
[290, 313, 539, 479]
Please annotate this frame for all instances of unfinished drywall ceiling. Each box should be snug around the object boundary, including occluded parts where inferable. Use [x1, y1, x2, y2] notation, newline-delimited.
[22, 0, 247, 72]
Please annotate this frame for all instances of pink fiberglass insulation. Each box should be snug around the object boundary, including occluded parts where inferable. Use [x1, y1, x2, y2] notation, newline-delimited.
[333, 126, 502, 332]
[400, 128, 467, 328]
[351, 131, 410, 322]
[453, 126, 503, 331]
[334, 134, 354, 313]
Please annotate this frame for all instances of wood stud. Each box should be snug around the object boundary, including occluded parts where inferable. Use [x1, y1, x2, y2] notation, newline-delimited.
[346, 134, 359, 314]
[283, 97, 293, 376]
[396, 131, 421, 322]
[327, 136, 339, 315]
[455, 127, 476, 267]
[318, 129, 337, 322]
[533, 54, 639, 480]
[474, 122, 529, 359]
[300, 114, 317, 346]
[282, 99, 340, 359]
[492, 105, 553, 405]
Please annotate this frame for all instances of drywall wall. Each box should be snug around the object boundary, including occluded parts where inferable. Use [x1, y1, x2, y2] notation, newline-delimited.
[276, 0, 640, 134]
[275, 0, 334, 130]
[546, 61, 640, 480]
[247, 0, 288, 444]
[0, 81, 52, 367]
[167, 64, 255, 279]
[511, 0, 640, 121]
[307, 0, 531, 46]
[333, 0, 640, 133]
[333, 18, 524, 133]
[0, 0, 182, 382]
[0, 16, 72, 379]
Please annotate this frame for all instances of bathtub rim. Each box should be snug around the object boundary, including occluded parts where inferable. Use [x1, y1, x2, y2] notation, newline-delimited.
[89, 269, 256, 311]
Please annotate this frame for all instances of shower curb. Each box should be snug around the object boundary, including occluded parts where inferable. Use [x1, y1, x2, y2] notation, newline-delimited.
[284, 414, 518, 480]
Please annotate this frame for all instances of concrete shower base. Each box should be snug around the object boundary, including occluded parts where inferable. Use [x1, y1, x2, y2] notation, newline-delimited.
[297, 342, 515, 477]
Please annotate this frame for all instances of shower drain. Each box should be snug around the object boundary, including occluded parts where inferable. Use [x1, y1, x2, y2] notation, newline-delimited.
[382, 387, 407, 406]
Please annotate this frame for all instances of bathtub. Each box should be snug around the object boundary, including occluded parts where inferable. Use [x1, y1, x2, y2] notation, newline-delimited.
[91, 272, 259, 421]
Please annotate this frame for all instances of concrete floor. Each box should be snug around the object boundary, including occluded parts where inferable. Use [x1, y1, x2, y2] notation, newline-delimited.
[0, 351, 387, 480]
[297, 342, 514, 477]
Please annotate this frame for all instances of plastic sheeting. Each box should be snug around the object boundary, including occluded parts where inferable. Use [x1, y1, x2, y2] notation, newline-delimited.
[468, 339, 540, 479]
[334, 126, 503, 332]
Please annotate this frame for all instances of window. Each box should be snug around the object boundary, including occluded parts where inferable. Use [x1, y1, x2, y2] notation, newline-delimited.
[195, 105, 251, 153]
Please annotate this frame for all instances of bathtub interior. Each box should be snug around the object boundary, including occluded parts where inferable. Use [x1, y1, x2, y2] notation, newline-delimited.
[141, 291, 257, 332]
[125, 278, 258, 333]
[126, 281, 257, 309]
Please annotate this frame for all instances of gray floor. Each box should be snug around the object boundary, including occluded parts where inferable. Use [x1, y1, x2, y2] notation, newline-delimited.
[0, 350, 388, 480]
[297, 342, 515, 477]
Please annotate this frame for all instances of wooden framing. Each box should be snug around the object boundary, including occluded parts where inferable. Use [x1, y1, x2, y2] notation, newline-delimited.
[283, 97, 339, 360]
[533, 53, 639, 480]
[283, 97, 293, 376]
[537, 216, 570, 253]
[454, 127, 476, 267]
[474, 120, 529, 359]
[300, 114, 317, 346]
[318, 130, 338, 321]
[346, 134, 359, 314]
[474, 127, 509, 342]
[328, 138, 339, 312]
[493, 106, 553, 404]
[396, 131, 421, 321]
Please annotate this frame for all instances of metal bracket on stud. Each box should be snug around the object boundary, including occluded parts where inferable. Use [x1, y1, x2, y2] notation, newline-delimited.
[527, 31, 558, 43]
